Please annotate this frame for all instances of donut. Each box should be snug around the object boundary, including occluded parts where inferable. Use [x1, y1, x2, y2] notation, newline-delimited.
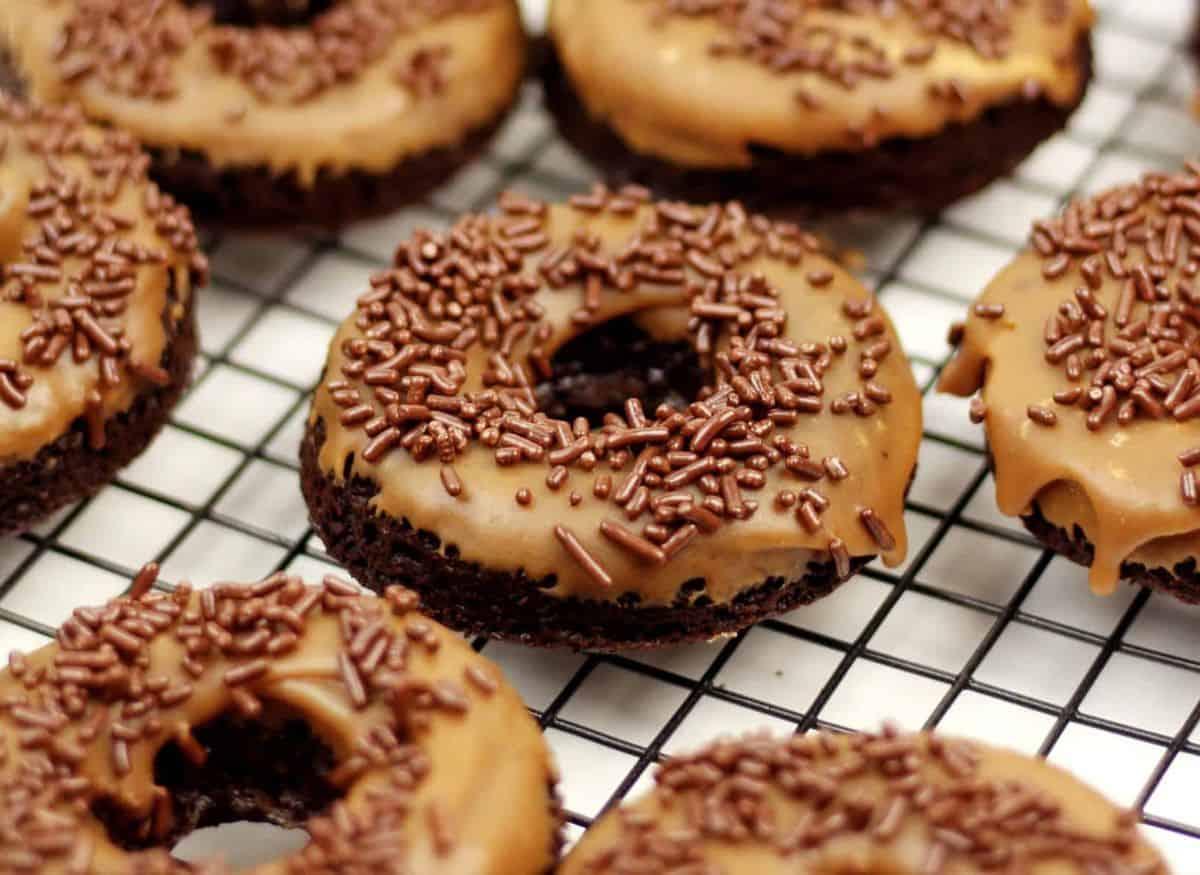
[0, 565, 562, 873]
[940, 161, 1200, 603]
[559, 728, 1168, 874]
[0, 96, 204, 537]
[543, 0, 1093, 217]
[0, 0, 526, 229]
[300, 186, 922, 650]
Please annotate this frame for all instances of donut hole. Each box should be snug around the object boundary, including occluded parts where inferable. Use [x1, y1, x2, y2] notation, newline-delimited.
[674, 577, 709, 607]
[92, 706, 343, 865]
[534, 315, 707, 428]
[187, 0, 336, 28]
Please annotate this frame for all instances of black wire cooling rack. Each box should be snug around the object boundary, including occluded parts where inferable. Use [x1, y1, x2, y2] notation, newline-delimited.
[0, 0, 1197, 867]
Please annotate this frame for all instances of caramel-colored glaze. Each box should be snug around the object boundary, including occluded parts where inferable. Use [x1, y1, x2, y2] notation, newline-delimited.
[0, 114, 193, 466]
[940, 245, 1200, 596]
[0, 0, 525, 185]
[309, 203, 922, 607]
[0, 585, 557, 874]
[548, 0, 1092, 169]
[559, 732, 1167, 874]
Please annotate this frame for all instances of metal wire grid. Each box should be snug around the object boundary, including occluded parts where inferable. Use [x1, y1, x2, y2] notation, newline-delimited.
[0, 0, 1197, 866]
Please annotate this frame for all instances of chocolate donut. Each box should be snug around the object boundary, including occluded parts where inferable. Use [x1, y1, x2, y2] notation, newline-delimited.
[0, 96, 204, 537]
[559, 728, 1168, 874]
[0, 565, 562, 873]
[544, 0, 1093, 217]
[0, 0, 526, 229]
[940, 161, 1200, 603]
[301, 186, 922, 650]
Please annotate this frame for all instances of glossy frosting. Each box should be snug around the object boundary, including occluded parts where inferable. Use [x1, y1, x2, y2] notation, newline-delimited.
[0, 571, 558, 874]
[940, 164, 1200, 596]
[560, 729, 1167, 875]
[548, 0, 1093, 168]
[0, 98, 200, 467]
[308, 192, 922, 607]
[0, 0, 525, 185]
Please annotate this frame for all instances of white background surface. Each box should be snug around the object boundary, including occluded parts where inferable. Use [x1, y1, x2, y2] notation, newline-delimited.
[2, 0, 1200, 869]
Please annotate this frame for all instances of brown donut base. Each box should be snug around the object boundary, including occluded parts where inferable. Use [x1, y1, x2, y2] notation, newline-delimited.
[0, 286, 196, 537]
[539, 36, 1092, 218]
[1020, 500, 1200, 605]
[300, 417, 870, 652]
[146, 107, 512, 232]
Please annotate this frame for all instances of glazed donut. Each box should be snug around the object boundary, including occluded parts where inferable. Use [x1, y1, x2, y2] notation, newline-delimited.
[301, 186, 922, 649]
[0, 566, 561, 874]
[0, 0, 526, 228]
[0, 95, 204, 536]
[560, 728, 1168, 874]
[544, 0, 1093, 216]
[940, 160, 1200, 603]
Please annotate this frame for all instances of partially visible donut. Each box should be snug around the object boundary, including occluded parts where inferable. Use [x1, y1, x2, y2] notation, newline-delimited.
[301, 186, 923, 649]
[0, 0, 526, 229]
[560, 728, 1168, 874]
[544, 0, 1093, 216]
[0, 95, 205, 536]
[0, 566, 561, 874]
[940, 160, 1200, 603]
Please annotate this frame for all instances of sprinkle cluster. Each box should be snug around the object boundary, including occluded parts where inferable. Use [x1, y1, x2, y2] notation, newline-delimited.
[0, 98, 205, 428]
[982, 163, 1200, 509]
[0, 567, 493, 873]
[643, 0, 1074, 118]
[579, 728, 1161, 875]
[326, 185, 901, 589]
[54, 0, 492, 105]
